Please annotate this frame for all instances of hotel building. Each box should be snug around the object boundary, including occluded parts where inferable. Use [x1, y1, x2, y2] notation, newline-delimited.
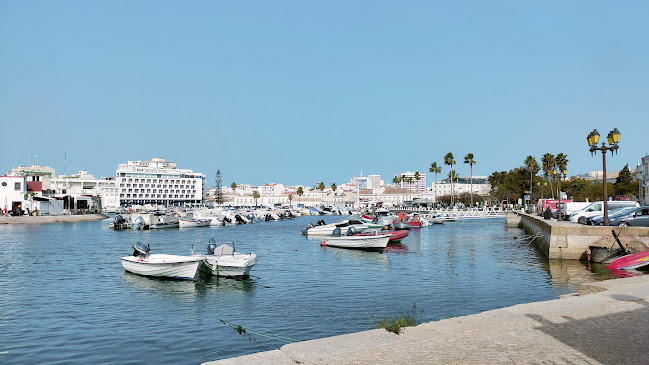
[116, 158, 206, 207]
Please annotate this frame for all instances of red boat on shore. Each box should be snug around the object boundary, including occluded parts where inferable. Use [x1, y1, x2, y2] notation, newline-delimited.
[356, 230, 409, 243]
[607, 250, 649, 271]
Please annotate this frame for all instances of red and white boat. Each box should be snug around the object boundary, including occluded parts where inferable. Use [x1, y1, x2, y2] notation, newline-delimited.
[607, 250, 649, 271]
[356, 229, 409, 243]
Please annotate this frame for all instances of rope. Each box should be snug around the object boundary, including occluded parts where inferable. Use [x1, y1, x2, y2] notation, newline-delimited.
[220, 320, 301, 343]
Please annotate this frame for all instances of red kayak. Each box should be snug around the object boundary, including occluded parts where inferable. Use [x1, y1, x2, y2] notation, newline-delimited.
[607, 250, 649, 271]
[356, 230, 409, 242]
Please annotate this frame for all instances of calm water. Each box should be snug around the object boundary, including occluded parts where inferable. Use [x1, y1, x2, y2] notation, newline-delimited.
[0, 216, 618, 364]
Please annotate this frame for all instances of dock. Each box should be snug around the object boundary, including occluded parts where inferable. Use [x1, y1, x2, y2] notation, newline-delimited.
[204, 275, 649, 364]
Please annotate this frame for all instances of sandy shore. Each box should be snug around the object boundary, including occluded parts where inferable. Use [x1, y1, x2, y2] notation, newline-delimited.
[0, 214, 110, 224]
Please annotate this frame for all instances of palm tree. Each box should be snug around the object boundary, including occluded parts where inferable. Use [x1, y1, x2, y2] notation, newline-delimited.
[288, 194, 293, 207]
[429, 162, 442, 204]
[252, 190, 260, 207]
[555, 153, 569, 197]
[393, 175, 403, 206]
[405, 176, 414, 201]
[231, 182, 237, 193]
[463, 153, 476, 206]
[297, 186, 304, 205]
[331, 183, 337, 193]
[524, 156, 539, 196]
[542, 153, 556, 199]
[316, 182, 326, 191]
[414, 171, 421, 192]
[444, 152, 456, 206]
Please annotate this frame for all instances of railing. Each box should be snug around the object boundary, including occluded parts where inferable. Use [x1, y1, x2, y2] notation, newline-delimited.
[392, 207, 507, 219]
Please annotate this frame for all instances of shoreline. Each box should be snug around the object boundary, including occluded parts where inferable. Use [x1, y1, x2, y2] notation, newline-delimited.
[0, 214, 109, 224]
[205, 275, 649, 364]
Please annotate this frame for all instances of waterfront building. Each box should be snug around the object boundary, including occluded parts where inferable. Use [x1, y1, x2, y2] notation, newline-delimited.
[0, 175, 27, 213]
[431, 176, 490, 200]
[637, 155, 649, 205]
[397, 171, 427, 191]
[51, 171, 117, 211]
[115, 158, 206, 207]
[9, 164, 56, 192]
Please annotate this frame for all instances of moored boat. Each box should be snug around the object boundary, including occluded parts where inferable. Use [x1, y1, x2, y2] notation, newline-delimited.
[120, 243, 203, 280]
[356, 229, 409, 243]
[191, 240, 256, 277]
[607, 250, 649, 271]
[303, 218, 370, 236]
[320, 234, 390, 251]
[179, 218, 212, 228]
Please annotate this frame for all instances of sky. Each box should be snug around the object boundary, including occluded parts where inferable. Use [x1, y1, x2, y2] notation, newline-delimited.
[1, 1, 648, 187]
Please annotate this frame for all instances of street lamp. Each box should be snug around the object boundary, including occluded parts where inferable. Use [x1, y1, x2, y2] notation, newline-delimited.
[587, 128, 621, 226]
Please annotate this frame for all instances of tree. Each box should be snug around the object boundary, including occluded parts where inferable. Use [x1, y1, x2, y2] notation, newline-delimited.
[444, 153, 456, 205]
[316, 182, 326, 191]
[297, 186, 304, 204]
[464, 153, 476, 206]
[392, 175, 401, 186]
[524, 156, 539, 195]
[288, 194, 293, 207]
[331, 183, 337, 193]
[252, 190, 260, 207]
[429, 162, 442, 204]
[231, 182, 237, 193]
[413, 171, 421, 191]
[541, 153, 556, 199]
[214, 169, 225, 205]
[555, 153, 569, 199]
[614, 164, 637, 197]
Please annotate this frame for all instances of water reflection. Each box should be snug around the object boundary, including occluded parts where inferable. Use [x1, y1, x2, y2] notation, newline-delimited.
[385, 243, 408, 254]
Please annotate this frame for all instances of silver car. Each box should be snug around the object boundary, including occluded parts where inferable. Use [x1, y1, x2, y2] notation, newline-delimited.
[616, 206, 649, 227]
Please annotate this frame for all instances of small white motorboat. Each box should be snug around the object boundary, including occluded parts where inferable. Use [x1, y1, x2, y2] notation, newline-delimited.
[121, 243, 203, 280]
[319, 227, 390, 251]
[191, 240, 256, 277]
[303, 218, 370, 236]
[179, 218, 212, 228]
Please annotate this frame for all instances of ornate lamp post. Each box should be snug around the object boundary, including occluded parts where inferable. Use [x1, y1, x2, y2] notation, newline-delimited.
[587, 128, 621, 226]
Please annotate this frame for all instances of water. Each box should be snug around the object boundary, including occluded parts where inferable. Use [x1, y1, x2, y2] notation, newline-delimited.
[0, 216, 618, 364]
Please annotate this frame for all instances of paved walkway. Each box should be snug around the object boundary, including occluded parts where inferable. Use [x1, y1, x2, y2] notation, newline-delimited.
[205, 275, 649, 364]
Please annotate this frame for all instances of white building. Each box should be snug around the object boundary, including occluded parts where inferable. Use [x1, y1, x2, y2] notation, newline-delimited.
[1, 175, 26, 213]
[115, 158, 206, 207]
[638, 155, 649, 205]
[397, 171, 427, 191]
[431, 176, 491, 200]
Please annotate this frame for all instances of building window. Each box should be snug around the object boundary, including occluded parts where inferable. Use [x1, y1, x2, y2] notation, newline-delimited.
[14, 182, 21, 190]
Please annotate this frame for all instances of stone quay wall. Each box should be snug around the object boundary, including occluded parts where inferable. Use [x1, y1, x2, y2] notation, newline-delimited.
[507, 213, 649, 260]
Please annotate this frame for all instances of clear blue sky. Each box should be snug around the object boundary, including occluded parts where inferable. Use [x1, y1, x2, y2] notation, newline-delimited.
[1, 1, 647, 187]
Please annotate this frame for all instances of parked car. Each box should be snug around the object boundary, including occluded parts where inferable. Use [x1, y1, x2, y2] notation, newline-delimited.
[569, 201, 640, 224]
[587, 207, 636, 226]
[615, 206, 649, 227]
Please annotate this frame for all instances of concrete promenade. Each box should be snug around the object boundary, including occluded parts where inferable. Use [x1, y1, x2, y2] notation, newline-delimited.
[0, 214, 108, 224]
[206, 275, 649, 364]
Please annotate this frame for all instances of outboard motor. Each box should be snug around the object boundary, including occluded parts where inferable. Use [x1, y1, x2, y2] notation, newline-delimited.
[235, 214, 246, 224]
[346, 227, 357, 236]
[133, 216, 145, 230]
[132, 242, 150, 257]
[114, 215, 125, 225]
[332, 227, 342, 237]
[317, 219, 326, 226]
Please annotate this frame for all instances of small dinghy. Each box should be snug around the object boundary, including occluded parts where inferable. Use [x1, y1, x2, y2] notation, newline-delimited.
[191, 239, 256, 277]
[121, 242, 203, 280]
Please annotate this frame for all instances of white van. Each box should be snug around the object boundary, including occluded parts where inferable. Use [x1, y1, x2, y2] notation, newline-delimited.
[569, 201, 640, 224]
[561, 202, 592, 218]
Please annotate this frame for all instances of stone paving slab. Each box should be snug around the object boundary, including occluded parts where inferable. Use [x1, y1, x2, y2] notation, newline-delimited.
[204, 275, 649, 365]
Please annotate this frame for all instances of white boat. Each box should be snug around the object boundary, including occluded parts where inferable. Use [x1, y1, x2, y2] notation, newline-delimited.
[304, 218, 370, 236]
[191, 240, 256, 277]
[179, 218, 212, 228]
[150, 212, 179, 229]
[120, 243, 203, 280]
[320, 234, 390, 250]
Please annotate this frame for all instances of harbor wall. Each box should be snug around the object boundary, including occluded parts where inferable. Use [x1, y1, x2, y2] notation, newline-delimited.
[507, 213, 649, 260]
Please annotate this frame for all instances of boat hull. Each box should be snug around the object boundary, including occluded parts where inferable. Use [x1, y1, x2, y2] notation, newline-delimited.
[607, 250, 649, 271]
[121, 254, 202, 280]
[321, 235, 390, 250]
[356, 230, 408, 242]
[198, 253, 257, 277]
[179, 218, 212, 228]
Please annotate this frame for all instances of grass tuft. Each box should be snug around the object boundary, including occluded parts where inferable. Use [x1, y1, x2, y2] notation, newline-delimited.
[371, 304, 422, 335]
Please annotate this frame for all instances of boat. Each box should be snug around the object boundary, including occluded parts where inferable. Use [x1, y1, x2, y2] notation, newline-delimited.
[150, 212, 179, 229]
[356, 229, 409, 243]
[392, 212, 412, 230]
[191, 240, 256, 277]
[120, 242, 203, 280]
[607, 250, 649, 271]
[588, 245, 623, 263]
[179, 218, 212, 228]
[303, 218, 370, 236]
[320, 233, 390, 251]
